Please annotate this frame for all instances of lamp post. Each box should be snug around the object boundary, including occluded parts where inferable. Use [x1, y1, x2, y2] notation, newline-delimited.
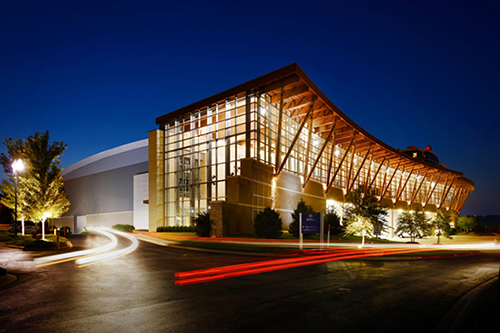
[12, 159, 25, 236]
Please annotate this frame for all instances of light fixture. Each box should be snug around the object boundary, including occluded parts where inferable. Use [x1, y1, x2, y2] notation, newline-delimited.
[12, 159, 25, 236]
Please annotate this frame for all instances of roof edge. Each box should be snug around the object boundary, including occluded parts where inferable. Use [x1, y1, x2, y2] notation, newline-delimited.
[62, 139, 148, 176]
[156, 63, 300, 124]
[154, 63, 467, 179]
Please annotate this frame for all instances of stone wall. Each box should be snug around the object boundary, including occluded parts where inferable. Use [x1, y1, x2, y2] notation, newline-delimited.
[210, 201, 253, 237]
[213, 158, 329, 235]
[148, 129, 164, 231]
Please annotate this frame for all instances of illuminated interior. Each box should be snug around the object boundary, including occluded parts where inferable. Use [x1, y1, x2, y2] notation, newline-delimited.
[151, 63, 474, 233]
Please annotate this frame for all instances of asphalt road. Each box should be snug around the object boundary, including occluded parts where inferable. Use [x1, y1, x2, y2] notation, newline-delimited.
[1, 233, 499, 333]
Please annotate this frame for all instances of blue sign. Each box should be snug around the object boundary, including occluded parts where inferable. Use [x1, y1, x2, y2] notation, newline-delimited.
[301, 212, 322, 234]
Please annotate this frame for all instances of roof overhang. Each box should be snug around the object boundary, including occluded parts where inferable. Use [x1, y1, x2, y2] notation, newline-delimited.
[155, 63, 474, 191]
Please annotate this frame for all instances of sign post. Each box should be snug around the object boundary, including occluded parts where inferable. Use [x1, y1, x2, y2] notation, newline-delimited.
[300, 212, 324, 250]
[327, 224, 330, 247]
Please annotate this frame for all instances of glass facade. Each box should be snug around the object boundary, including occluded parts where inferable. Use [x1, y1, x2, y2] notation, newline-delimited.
[158, 89, 464, 227]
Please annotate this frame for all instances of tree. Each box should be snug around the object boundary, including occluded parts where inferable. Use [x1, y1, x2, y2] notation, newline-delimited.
[324, 207, 342, 235]
[457, 215, 477, 234]
[395, 208, 430, 242]
[254, 207, 283, 239]
[0, 131, 70, 224]
[429, 210, 452, 244]
[343, 186, 388, 246]
[194, 211, 212, 237]
[289, 199, 314, 237]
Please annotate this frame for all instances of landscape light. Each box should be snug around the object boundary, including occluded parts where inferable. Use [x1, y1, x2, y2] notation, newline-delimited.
[42, 212, 52, 240]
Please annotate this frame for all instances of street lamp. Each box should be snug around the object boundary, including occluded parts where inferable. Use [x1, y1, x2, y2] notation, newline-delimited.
[12, 159, 25, 236]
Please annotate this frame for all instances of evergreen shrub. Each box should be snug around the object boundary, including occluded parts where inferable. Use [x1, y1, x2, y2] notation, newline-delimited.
[324, 207, 342, 235]
[194, 212, 212, 237]
[289, 199, 314, 237]
[254, 207, 283, 239]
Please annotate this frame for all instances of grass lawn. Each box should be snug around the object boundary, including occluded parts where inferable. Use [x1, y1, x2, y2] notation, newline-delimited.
[0, 231, 68, 247]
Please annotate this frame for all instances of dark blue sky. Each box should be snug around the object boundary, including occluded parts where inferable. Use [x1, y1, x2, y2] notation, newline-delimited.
[1, 0, 499, 215]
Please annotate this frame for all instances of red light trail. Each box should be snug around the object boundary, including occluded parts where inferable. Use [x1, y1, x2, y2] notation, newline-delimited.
[175, 247, 442, 286]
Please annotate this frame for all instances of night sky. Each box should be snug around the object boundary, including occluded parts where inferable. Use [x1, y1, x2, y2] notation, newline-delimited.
[1, 1, 499, 215]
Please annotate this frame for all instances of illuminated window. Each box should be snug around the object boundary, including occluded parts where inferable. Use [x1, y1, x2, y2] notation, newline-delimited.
[413, 152, 417, 158]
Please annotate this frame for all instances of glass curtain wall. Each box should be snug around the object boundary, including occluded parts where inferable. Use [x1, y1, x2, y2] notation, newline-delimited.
[162, 91, 454, 226]
[164, 93, 255, 226]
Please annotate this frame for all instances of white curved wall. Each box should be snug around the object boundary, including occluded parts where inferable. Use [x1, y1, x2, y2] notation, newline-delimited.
[58, 139, 149, 231]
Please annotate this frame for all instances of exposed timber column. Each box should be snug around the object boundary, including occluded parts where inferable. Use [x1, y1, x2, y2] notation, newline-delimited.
[245, 90, 252, 158]
[148, 129, 165, 231]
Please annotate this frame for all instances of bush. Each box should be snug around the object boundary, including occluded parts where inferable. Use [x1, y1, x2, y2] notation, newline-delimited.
[0, 267, 6, 277]
[156, 226, 194, 232]
[324, 207, 343, 235]
[289, 199, 314, 237]
[194, 212, 212, 237]
[254, 207, 283, 239]
[112, 224, 135, 232]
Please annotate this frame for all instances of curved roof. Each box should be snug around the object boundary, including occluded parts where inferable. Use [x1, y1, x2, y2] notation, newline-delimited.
[63, 139, 148, 180]
[157, 63, 474, 193]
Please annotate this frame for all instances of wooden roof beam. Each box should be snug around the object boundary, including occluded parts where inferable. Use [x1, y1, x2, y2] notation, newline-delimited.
[260, 74, 300, 95]
[289, 101, 326, 118]
[327, 133, 355, 190]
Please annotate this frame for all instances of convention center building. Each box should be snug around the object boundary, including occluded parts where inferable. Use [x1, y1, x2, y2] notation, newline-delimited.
[148, 63, 475, 236]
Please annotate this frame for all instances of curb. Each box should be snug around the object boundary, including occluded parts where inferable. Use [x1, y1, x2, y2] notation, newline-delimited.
[434, 276, 498, 333]
[0, 273, 18, 288]
[135, 234, 482, 260]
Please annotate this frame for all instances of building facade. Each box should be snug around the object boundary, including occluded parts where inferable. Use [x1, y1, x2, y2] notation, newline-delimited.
[149, 63, 474, 236]
[58, 139, 149, 233]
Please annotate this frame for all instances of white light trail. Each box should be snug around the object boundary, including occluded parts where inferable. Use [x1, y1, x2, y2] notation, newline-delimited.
[211, 240, 500, 251]
[34, 227, 118, 266]
[75, 227, 139, 265]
